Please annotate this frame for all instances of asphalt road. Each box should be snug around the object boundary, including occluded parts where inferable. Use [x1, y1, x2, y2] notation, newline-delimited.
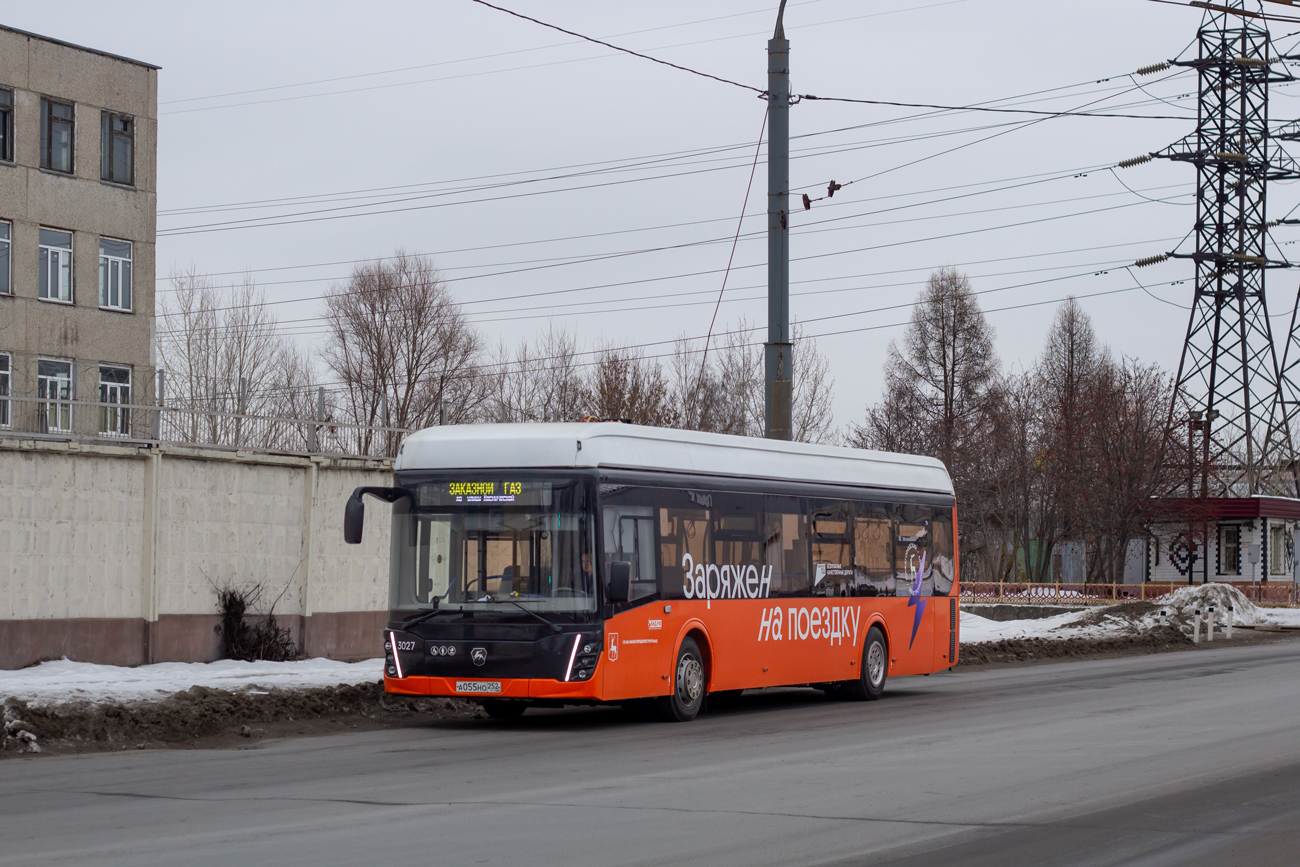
[3, 643, 1299, 867]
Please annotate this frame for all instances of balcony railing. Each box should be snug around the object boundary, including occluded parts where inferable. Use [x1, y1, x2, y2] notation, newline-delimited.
[0, 393, 411, 460]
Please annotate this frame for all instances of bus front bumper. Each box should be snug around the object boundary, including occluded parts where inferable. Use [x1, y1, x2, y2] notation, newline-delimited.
[384, 674, 602, 701]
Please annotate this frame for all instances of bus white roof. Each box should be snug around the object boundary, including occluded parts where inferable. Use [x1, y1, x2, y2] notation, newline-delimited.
[396, 423, 953, 497]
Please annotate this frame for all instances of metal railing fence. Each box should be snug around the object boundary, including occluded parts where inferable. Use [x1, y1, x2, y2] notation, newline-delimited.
[0, 393, 412, 460]
[961, 581, 1298, 608]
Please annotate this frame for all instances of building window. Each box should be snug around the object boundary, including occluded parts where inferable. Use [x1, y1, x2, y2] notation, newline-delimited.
[0, 353, 9, 428]
[40, 98, 74, 173]
[1270, 523, 1286, 575]
[101, 112, 133, 185]
[0, 88, 12, 162]
[38, 359, 73, 433]
[99, 366, 130, 436]
[99, 239, 132, 310]
[1218, 524, 1240, 575]
[0, 220, 9, 295]
[38, 228, 73, 302]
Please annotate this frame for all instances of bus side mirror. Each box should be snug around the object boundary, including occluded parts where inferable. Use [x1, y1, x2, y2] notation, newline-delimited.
[344, 492, 366, 544]
[608, 561, 631, 603]
[344, 486, 410, 544]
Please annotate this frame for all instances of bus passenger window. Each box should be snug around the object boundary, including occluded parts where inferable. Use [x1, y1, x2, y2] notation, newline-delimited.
[603, 506, 657, 601]
[932, 510, 955, 596]
[895, 518, 932, 597]
[853, 517, 893, 596]
[811, 504, 853, 597]
[712, 511, 763, 586]
[659, 507, 708, 598]
[764, 498, 810, 596]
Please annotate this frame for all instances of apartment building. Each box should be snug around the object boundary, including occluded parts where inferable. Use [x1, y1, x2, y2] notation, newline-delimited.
[0, 25, 157, 438]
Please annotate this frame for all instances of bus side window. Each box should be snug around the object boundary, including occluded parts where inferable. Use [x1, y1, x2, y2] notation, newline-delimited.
[710, 491, 764, 595]
[659, 506, 709, 598]
[811, 501, 853, 597]
[414, 517, 452, 603]
[932, 508, 955, 596]
[853, 512, 893, 597]
[603, 506, 657, 601]
[764, 496, 810, 597]
[895, 506, 932, 597]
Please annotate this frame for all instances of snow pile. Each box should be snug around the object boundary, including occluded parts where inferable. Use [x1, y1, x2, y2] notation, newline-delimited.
[959, 608, 1092, 643]
[0, 657, 384, 706]
[962, 583, 1300, 644]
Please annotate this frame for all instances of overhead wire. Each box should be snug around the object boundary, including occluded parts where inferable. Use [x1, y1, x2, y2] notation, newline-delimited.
[157, 160, 1119, 295]
[155, 233, 1187, 339]
[699, 108, 768, 381]
[157, 181, 1180, 322]
[466, 0, 763, 94]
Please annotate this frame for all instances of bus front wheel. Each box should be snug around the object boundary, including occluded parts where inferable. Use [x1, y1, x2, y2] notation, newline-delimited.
[659, 637, 706, 722]
[844, 626, 888, 701]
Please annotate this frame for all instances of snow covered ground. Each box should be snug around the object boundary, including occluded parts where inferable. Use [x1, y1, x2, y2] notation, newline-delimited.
[962, 583, 1300, 644]
[0, 657, 383, 706]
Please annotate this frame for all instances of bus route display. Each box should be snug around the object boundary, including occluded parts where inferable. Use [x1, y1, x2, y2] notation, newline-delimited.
[417, 479, 553, 507]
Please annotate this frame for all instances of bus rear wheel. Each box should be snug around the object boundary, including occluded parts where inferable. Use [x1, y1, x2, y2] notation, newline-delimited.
[658, 637, 706, 722]
[843, 626, 888, 701]
[480, 700, 528, 719]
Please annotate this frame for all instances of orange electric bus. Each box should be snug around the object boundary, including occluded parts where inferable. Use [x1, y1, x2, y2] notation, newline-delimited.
[344, 422, 958, 721]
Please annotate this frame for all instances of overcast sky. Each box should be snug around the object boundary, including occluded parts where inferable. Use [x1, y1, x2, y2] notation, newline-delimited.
[7, 0, 1298, 429]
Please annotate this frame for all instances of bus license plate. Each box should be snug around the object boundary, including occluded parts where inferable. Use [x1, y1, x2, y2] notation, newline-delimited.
[455, 681, 502, 694]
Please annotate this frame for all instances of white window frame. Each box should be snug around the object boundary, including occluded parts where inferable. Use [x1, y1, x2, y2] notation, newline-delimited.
[98, 238, 132, 311]
[38, 228, 73, 303]
[0, 352, 10, 429]
[98, 365, 131, 437]
[0, 220, 10, 296]
[1218, 524, 1241, 576]
[1270, 523, 1287, 575]
[37, 358, 73, 433]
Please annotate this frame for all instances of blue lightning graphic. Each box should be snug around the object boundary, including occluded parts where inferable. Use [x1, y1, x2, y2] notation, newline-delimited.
[907, 551, 928, 649]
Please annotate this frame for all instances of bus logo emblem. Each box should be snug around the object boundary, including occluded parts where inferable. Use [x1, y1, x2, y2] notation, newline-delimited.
[608, 634, 619, 662]
[471, 647, 488, 666]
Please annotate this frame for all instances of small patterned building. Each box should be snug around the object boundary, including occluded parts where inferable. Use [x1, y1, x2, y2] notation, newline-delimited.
[1145, 497, 1299, 584]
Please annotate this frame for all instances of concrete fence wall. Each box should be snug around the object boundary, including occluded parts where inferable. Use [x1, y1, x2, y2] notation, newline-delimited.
[0, 438, 395, 669]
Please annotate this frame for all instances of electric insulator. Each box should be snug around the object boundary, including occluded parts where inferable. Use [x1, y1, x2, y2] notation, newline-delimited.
[1135, 61, 1171, 76]
[1135, 253, 1170, 268]
[1118, 154, 1153, 169]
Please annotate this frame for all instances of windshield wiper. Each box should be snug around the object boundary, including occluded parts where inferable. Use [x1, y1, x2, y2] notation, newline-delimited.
[488, 596, 563, 633]
[402, 599, 446, 630]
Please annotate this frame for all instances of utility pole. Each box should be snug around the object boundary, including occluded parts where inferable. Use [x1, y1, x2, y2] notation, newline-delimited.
[765, 0, 792, 440]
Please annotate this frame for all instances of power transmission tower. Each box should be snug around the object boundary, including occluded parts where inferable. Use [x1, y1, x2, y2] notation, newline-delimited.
[1157, 0, 1300, 496]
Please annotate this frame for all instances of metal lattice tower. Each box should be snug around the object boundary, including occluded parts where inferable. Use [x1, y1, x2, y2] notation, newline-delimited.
[1160, 1, 1300, 496]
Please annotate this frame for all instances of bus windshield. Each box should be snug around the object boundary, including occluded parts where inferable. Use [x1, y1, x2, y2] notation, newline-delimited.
[389, 475, 596, 615]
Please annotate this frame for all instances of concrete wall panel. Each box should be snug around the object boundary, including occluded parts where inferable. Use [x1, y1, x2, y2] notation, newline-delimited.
[0, 443, 394, 667]
[311, 467, 393, 615]
[0, 446, 144, 621]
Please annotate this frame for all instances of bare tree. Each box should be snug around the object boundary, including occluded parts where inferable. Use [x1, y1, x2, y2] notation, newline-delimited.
[668, 335, 724, 433]
[322, 252, 488, 451]
[490, 323, 585, 423]
[582, 343, 676, 426]
[158, 269, 305, 448]
[791, 323, 836, 444]
[1074, 358, 1175, 582]
[851, 267, 998, 464]
[669, 317, 827, 439]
